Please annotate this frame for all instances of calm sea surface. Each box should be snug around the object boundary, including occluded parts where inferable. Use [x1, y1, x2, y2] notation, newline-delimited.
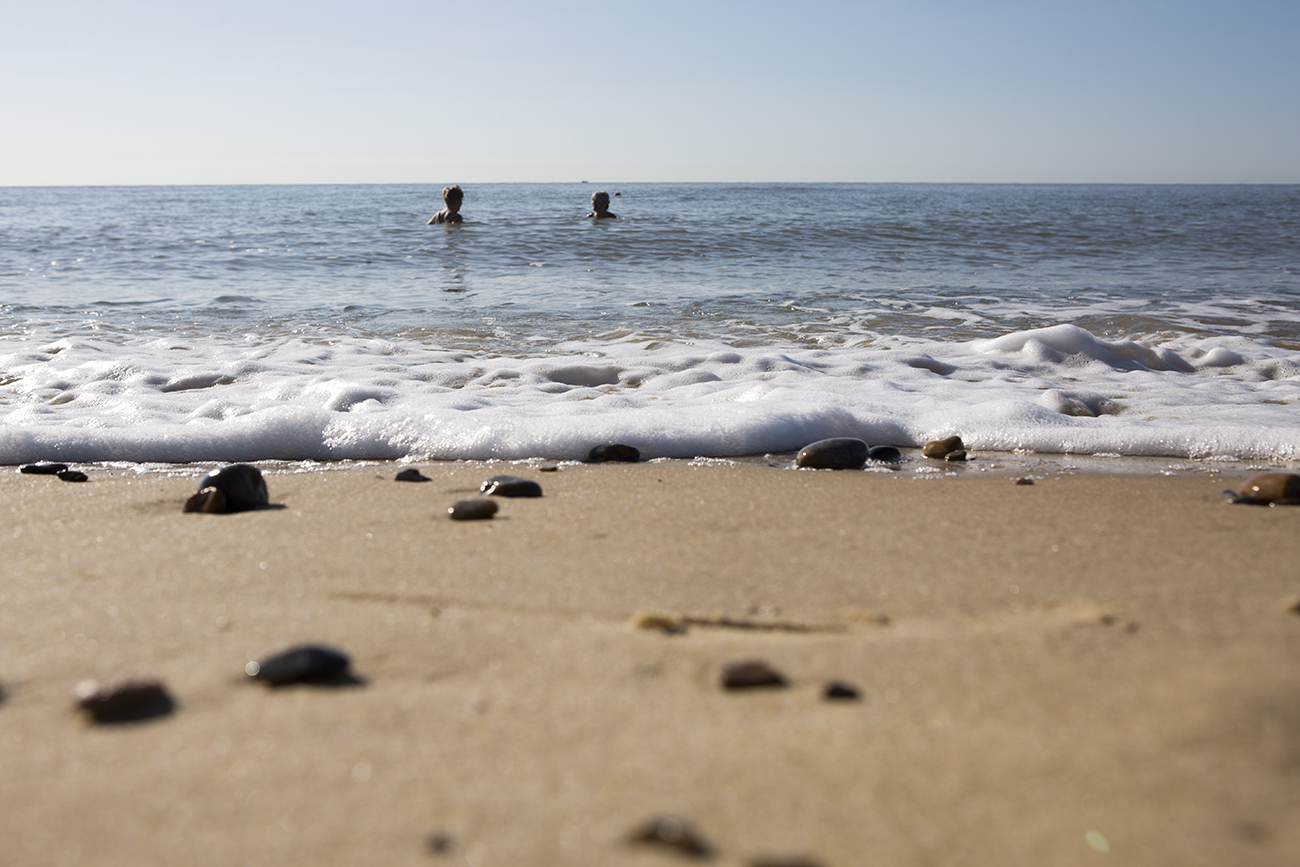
[1, 183, 1298, 464]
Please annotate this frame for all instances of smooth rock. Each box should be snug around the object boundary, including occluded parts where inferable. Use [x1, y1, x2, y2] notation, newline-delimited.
[57, 470, 89, 483]
[1226, 473, 1300, 505]
[867, 445, 903, 463]
[720, 660, 788, 690]
[628, 816, 713, 859]
[795, 437, 868, 470]
[246, 644, 351, 686]
[185, 464, 268, 513]
[394, 468, 430, 482]
[19, 462, 68, 475]
[184, 487, 228, 514]
[587, 444, 640, 463]
[480, 475, 543, 497]
[448, 499, 499, 520]
[1014, 477, 1035, 485]
[74, 677, 174, 723]
[823, 681, 861, 701]
[944, 449, 968, 462]
[922, 435, 965, 459]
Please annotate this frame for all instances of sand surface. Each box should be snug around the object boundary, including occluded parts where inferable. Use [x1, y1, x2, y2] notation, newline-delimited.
[2, 460, 1298, 866]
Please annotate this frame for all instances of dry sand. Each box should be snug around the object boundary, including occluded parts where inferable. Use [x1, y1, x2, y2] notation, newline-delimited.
[1, 459, 1298, 866]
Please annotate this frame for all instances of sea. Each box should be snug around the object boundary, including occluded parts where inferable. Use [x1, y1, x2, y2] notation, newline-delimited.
[2, 183, 1298, 469]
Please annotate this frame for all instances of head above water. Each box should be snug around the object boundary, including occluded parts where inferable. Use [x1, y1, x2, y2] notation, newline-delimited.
[443, 185, 463, 207]
[591, 191, 610, 209]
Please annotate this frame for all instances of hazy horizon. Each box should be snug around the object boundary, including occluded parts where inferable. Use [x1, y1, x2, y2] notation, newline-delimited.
[4, 1, 1297, 187]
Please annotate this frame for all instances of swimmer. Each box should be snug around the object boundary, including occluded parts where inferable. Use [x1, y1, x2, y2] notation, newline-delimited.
[427, 185, 464, 225]
[587, 191, 617, 220]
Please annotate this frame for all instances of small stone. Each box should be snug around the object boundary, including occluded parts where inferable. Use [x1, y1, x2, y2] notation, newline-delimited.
[480, 475, 543, 497]
[795, 437, 868, 469]
[823, 681, 861, 701]
[246, 644, 351, 686]
[720, 660, 788, 690]
[184, 487, 228, 513]
[944, 449, 968, 462]
[184, 464, 268, 513]
[57, 470, 89, 482]
[867, 445, 903, 463]
[74, 677, 174, 723]
[424, 832, 454, 854]
[19, 462, 68, 475]
[395, 468, 430, 482]
[588, 444, 640, 463]
[1229, 473, 1300, 505]
[1014, 477, 1034, 485]
[628, 816, 713, 859]
[538, 464, 559, 472]
[922, 435, 965, 459]
[448, 499, 498, 520]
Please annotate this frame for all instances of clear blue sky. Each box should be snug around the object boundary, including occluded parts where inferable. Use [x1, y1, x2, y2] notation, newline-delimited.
[3, 0, 1297, 185]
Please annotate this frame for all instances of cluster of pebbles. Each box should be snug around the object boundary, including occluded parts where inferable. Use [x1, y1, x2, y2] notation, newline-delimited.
[15, 442, 1298, 862]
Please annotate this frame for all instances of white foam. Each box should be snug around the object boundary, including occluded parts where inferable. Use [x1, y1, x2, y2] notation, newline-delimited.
[1, 325, 1297, 464]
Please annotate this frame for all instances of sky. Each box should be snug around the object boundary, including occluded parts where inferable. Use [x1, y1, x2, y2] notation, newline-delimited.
[2, 0, 1297, 185]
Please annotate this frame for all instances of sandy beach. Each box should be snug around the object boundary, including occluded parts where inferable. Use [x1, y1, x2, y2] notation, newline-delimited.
[2, 458, 1298, 866]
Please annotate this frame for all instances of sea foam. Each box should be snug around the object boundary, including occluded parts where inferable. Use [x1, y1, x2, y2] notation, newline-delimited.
[1, 324, 1297, 464]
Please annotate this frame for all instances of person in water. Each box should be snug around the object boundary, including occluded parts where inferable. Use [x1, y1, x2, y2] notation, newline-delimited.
[587, 191, 617, 220]
[427, 185, 464, 225]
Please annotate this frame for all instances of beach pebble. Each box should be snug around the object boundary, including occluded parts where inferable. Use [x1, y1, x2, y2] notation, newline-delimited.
[246, 644, 351, 686]
[720, 659, 788, 690]
[395, 468, 430, 482]
[822, 681, 862, 701]
[923, 435, 967, 460]
[73, 677, 174, 723]
[480, 475, 543, 497]
[867, 445, 903, 463]
[628, 816, 713, 858]
[448, 499, 498, 520]
[1014, 477, 1035, 485]
[57, 470, 89, 483]
[795, 437, 868, 469]
[19, 462, 68, 475]
[184, 463, 268, 513]
[424, 832, 454, 854]
[1225, 473, 1300, 505]
[587, 444, 640, 463]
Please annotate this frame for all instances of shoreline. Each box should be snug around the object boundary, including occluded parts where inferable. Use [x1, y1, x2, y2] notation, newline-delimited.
[2, 460, 1298, 865]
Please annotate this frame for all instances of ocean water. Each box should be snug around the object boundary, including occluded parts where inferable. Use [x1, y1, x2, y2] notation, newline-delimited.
[1, 183, 1298, 466]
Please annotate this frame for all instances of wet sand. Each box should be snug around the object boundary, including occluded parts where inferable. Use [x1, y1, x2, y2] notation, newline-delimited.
[1, 461, 1298, 866]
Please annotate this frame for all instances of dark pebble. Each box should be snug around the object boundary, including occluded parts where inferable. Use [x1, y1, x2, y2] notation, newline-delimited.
[184, 464, 268, 513]
[1014, 477, 1034, 485]
[720, 659, 788, 690]
[588, 444, 640, 463]
[795, 437, 868, 470]
[867, 445, 903, 463]
[246, 644, 351, 686]
[823, 681, 861, 701]
[1225, 473, 1300, 505]
[395, 468, 431, 482]
[74, 677, 175, 723]
[922, 435, 965, 459]
[448, 499, 499, 520]
[57, 470, 89, 483]
[480, 475, 543, 497]
[945, 449, 968, 462]
[19, 462, 68, 475]
[628, 816, 713, 859]
[424, 832, 454, 854]
[184, 487, 227, 514]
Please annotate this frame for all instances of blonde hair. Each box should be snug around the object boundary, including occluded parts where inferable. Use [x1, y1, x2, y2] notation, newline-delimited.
[443, 185, 463, 205]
